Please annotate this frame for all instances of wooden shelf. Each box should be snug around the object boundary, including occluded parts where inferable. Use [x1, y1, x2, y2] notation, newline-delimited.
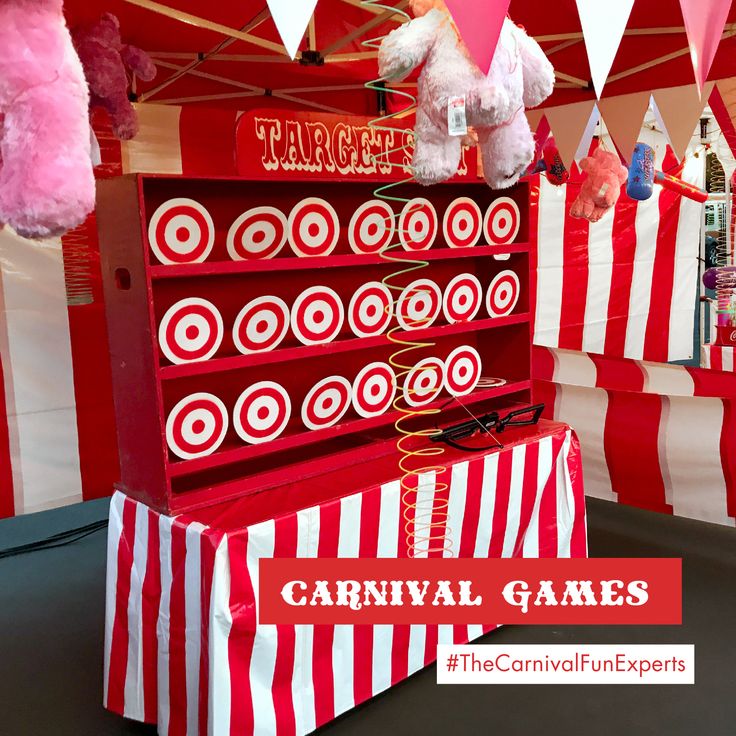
[150, 243, 530, 279]
[166, 379, 532, 478]
[159, 312, 531, 379]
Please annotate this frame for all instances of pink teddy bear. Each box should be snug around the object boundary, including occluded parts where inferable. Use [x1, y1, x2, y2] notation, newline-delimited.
[569, 148, 629, 223]
[0, 0, 95, 239]
[72, 13, 156, 141]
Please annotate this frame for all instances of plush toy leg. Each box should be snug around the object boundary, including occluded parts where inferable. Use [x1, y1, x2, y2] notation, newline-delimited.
[412, 109, 461, 185]
[477, 111, 535, 190]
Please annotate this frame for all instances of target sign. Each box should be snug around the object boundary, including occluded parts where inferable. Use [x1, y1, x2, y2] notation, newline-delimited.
[166, 393, 228, 460]
[291, 286, 344, 345]
[396, 279, 442, 330]
[348, 282, 393, 338]
[158, 298, 223, 365]
[348, 200, 395, 254]
[443, 197, 483, 248]
[226, 206, 287, 260]
[486, 270, 521, 317]
[352, 362, 397, 418]
[483, 197, 521, 245]
[234, 381, 291, 444]
[403, 357, 445, 407]
[301, 376, 352, 431]
[232, 296, 290, 354]
[288, 198, 340, 257]
[442, 273, 483, 324]
[399, 198, 438, 251]
[148, 198, 215, 265]
[444, 345, 482, 397]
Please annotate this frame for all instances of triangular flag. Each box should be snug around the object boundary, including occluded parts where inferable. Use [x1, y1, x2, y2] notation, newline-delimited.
[267, 0, 318, 60]
[525, 108, 546, 135]
[598, 90, 651, 163]
[575, 0, 635, 98]
[444, 0, 511, 74]
[574, 103, 600, 161]
[679, 0, 732, 95]
[652, 83, 712, 160]
[544, 99, 596, 168]
[712, 78, 736, 159]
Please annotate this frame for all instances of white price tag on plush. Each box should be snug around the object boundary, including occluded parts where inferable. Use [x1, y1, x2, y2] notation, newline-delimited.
[448, 96, 468, 137]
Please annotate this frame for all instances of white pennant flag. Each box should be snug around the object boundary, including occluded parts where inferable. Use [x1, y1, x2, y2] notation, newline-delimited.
[575, 0, 635, 98]
[574, 103, 600, 161]
[267, 0, 319, 60]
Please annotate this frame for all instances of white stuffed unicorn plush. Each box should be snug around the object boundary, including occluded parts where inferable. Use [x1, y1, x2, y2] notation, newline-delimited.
[378, 0, 554, 189]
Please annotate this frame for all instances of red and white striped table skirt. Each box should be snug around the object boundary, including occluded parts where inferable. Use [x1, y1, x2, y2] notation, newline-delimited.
[702, 344, 736, 372]
[103, 423, 586, 736]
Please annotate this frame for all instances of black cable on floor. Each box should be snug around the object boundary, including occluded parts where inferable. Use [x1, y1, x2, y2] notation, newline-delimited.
[0, 519, 109, 560]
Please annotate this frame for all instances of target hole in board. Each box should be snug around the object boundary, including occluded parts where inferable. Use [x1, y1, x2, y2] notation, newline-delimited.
[115, 268, 131, 290]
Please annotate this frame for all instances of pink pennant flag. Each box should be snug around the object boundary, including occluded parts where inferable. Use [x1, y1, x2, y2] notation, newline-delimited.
[444, 0, 511, 75]
[679, 0, 732, 95]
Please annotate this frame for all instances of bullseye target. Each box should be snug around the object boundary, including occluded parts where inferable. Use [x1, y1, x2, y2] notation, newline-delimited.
[148, 198, 214, 265]
[486, 270, 521, 317]
[483, 197, 521, 245]
[288, 198, 340, 257]
[396, 279, 442, 330]
[443, 197, 482, 248]
[444, 345, 482, 397]
[227, 206, 287, 260]
[348, 200, 395, 254]
[301, 376, 352, 431]
[348, 282, 393, 338]
[403, 357, 445, 407]
[442, 273, 483, 324]
[158, 298, 223, 364]
[234, 382, 291, 444]
[399, 198, 438, 251]
[232, 296, 290, 354]
[291, 286, 344, 345]
[166, 393, 228, 460]
[352, 362, 397, 418]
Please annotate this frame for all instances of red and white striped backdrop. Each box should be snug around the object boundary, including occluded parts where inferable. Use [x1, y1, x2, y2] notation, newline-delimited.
[104, 425, 586, 735]
[534, 346, 736, 526]
[702, 344, 736, 372]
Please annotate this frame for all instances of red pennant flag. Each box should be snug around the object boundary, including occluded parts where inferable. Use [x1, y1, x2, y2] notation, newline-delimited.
[679, 0, 732, 94]
[444, 0, 511, 75]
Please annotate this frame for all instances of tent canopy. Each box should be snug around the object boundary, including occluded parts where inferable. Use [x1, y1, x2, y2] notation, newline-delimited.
[63, 0, 736, 115]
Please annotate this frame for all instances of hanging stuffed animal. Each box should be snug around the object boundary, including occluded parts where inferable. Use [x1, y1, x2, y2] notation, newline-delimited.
[378, 0, 554, 189]
[0, 0, 95, 239]
[569, 148, 628, 223]
[72, 13, 156, 141]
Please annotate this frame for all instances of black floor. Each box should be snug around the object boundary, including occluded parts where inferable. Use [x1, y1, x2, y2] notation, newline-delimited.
[1, 497, 735, 736]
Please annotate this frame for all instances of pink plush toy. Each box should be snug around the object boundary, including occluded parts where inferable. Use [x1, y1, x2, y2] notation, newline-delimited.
[569, 148, 629, 223]
[0, 0, 95, 239]
[72, 13, 156, 141]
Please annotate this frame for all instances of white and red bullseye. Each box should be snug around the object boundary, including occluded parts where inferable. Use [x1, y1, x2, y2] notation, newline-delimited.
[403, 357, 445, 407]
[288, 198, 340, 257]
[227, 206, 287, 260]
[486, 269, 520, 317]
[396, 278, 442, 330]
[148, 198, 215, 265]
[158, 297, 223, 364]
[484, 197, 521, 245]
[444, 345, 482, 397]
[233, 381, 291, 444]
[352, 362, 397, 418]
[399, 198, 438, 251]
[443, 197, 482, 248]
[442, 273, 483, 324]
[232, 296, 290, 354]
[348, 200, 395, 254]
[301, 376, 352, 430]
[166, 392, 228, 460]
[348, 282, 393, 338]
[291, 286, 344, 345]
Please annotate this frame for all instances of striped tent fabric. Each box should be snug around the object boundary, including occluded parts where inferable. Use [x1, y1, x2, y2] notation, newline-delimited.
[702, 344, 736, 371]
[104, 425, 586, 735]
[534, 346, 736, 526]
[533, 151, 703, 364]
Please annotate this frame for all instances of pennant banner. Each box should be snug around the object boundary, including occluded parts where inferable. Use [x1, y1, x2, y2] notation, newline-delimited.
[545, 99, 597, 168]
[575, 103, 600, 161]
[445, 0, 511, 75]
[598, 90, 652, 163]
[652, 83, 711, 161]
[267, 0, 318, 59]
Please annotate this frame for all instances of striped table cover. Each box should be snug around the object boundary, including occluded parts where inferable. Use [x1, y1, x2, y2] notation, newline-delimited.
[103, 424, 586, 736]
[702, 344, 736, 372]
